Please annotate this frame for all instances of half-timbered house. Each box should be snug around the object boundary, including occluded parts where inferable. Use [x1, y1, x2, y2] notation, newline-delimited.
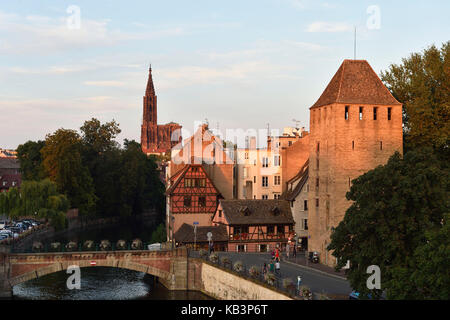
[212, 199, 295, 252]
[166, 164, 223, 239]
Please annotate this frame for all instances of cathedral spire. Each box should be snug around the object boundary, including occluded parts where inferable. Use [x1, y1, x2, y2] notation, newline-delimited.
[145, 64, 155, 96]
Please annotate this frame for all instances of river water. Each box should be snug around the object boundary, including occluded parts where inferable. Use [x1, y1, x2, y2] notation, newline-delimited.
[12, 221, 211, 300]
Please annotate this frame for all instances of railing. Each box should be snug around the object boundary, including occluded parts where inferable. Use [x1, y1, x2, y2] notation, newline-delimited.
[10, 240, 167, 254]
[189, 249, 312, 299]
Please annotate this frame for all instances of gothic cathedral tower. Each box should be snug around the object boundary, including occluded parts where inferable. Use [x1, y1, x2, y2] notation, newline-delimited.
[141, 66, 158, 153]
[308, 60, 403, 266]
[141, 66, 182, 155]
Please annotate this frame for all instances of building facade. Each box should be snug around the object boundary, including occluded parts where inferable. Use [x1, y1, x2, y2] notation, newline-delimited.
[308, 59, 403, 266]
[212, 199, 295, 252]
[0, 158, 21, 193]
[141, 67, 182, 155]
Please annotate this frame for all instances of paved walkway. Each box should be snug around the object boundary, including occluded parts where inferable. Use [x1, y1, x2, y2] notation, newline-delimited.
[283, 252, 347, 280]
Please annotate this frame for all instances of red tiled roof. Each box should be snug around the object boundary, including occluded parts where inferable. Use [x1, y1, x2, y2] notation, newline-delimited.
[311, 60, 401, 108]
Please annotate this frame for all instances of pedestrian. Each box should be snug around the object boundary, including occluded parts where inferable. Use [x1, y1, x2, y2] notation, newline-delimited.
[210, 241, 214, 253]
[269, 259, 275, 273]
[275, 258, 280, 275]
[263, 263, 267, 275]
[275, 247, 279, 260]
[293, 244, 297, 258]
[286, 243, 290, 259]
[271, 248, 275, 260]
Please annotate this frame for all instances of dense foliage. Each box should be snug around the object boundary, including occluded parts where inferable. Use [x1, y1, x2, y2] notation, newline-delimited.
[12, 118, 165, 222]
[0, 180, 68, 230]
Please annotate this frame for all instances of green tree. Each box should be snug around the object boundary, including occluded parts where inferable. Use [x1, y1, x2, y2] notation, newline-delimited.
[41, 129, 97, 217]
[328, 150, 449, 300]
[16, 140, 45, 180]
[381, 42, 450, 152]
[150, 223, 167, 243]
[0, 180, 69, 230]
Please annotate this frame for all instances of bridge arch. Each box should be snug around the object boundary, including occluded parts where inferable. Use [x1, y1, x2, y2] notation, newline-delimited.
[7, 250, 179, 288]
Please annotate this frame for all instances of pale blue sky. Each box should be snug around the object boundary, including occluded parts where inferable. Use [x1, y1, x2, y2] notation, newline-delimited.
[0, 0, 448, 148]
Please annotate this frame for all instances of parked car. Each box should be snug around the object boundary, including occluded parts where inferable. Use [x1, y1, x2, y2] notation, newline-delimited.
[0, 221, 6, 229]
[0, 234, 8, 241]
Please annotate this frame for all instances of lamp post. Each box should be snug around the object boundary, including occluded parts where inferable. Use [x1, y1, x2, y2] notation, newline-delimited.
[171, 215, 175, 250]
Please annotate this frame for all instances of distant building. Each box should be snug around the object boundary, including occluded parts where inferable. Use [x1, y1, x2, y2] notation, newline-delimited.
[212, 199, 295, 252]
[140, 66, 182, 155]
[0, 158, 21, 192]
[282, 160, 309, 250]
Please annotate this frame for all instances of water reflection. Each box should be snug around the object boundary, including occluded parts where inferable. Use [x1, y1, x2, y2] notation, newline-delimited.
[13, 267, 211, 300]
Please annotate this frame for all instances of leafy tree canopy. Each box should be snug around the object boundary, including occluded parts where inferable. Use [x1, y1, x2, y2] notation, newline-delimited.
[381, 41, 449, 153]
[16, 140, 45, 180]
[328, 149, 449, 300]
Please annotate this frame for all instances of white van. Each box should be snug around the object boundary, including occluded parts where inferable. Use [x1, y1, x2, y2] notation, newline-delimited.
[147, 243, 162, 251]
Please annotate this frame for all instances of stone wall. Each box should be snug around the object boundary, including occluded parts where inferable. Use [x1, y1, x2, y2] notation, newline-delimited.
[199, 261, 292, 300]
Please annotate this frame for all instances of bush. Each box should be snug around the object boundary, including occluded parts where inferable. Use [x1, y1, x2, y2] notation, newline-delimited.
[265, 272, 276, 286]
[116, 239, 126, 250]
[131, 238, 143, 250]
[65, 241, 77, 251]
[233, 261, 244, 273]
[99, 240, 111, 251]
[199, 249, 208, 258]
[83, 240, 94, 251]
[249, 265, 260, 278]
[209, 252, 219, 263]
[221, 256, 231, 268]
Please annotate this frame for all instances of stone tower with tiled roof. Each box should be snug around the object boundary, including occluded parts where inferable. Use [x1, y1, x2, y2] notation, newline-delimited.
[308, 59, 403, 266]
[141, 66, 182, 155]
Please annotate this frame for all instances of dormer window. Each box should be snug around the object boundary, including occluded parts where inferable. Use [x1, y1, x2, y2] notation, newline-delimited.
[239, 206, 251, 216]
[271, 206, 280, 216]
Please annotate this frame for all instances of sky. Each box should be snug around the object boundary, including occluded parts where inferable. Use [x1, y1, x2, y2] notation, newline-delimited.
[0, 0, 449, 149]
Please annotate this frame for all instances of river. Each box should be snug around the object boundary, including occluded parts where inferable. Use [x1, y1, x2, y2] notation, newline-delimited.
[12, 221, 211, 300]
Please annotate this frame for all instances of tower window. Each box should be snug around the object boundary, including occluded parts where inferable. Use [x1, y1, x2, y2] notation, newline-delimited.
[380, 141, 383, 150]
[304, 200, 308, 211]
[373, 107, 378, 120]
[345, 106, 349, 120]
[388, 108, 392, 120]
[317, 142, 320, 153]
[359, 107, 363, 120]
[352, 141, 355, 150]
[316, 178, 319, 188]
[316, 198, 319, 207]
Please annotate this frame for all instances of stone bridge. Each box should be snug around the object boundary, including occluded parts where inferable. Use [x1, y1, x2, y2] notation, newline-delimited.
[0, 246, 190, 298]
[0, 245, 293, 300]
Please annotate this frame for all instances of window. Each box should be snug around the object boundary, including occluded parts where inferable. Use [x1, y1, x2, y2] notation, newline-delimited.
[288, 141, 292, 146]
[304, 200, 308, 211]
[359, 107, 363, 120]
[262, 194, 268, 200]
[317, 142, 320, 153]
[262, 176, 268, 187]
[267, 225, 275, 234]
[198, 196, 206, 207]
[388, 108, 392, 120]
[373, 107, 378, 120]
[262, 157, 269, 168]
[345, 106, 349, 120]
[253, 176, 256, 183]
[183, 196, 191, 207]
[290, 201, 294, 208]
[274, 176, 281, 185]
[245, 152, 249, 159]
[304, 219, 308, 230]
[380, 141, 383, 150]
[184, 178, 191, 187]
[277, 225, 285, 235]
[274, 155, 280, 166]
[12, 181, 16, 186]
[274, 194, 281, 199]
[218, 210, 222, 218]
[316, 198, 319, 207]
[352, 140, 355, 150]
[316, 178, 319, 188]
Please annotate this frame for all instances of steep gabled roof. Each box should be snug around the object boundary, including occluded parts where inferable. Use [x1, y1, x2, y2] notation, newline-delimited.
[174, 223, 228, 243]
[311, 59, 401, 108]
[219, 199, 294, 225]
[282, 166, 309, 201]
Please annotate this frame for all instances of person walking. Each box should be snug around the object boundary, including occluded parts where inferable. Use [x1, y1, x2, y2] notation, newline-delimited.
[293, 244, 297, 258]
[297, 275, 302, 295]
[275, 258, 280, 276]
[286, 243, 290, 259]
[269, 259, 275, 273]
[262, 263, 267, 276]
